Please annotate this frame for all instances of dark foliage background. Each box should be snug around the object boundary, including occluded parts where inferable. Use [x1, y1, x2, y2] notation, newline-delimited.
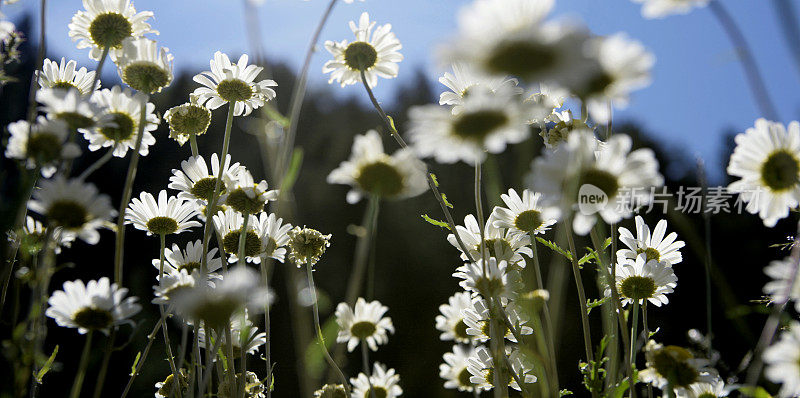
[0, 14, 790, 398]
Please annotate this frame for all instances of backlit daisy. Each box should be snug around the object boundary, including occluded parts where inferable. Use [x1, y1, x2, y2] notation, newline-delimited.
[193, 51, 277, 117]
[439, 62, 520, 114]
[435, 291, 474, 344]
[327, 129, 428, 204]
[323, 12, 403, 88]
[152, 269, 198, 306]
[151, 240, 223, 277]
[212, 208, 263, 264]
[611, 253, 677, 307]
[525, 83, 568, 129]
[618, 216, 684, 266]
[28, 176, 116, 244]
[633, 0, 709, 19]
[37, 58, 99, 95]
[447, 214, 533, 264]
[68, 0, 158, 60]
[5, 116, 79, 177]
[440, 344, 482, 392]
[408, 85, 536, 165]
[467, 346, 537, 392]
[490, 188, 559, 237]
[255, 212, 292, 263]
[8, 216, 75, 255]
[763, 257, 800, 312]
[125, 190, 200, 236]
[113, 37, 173, 94]
[350, 363, 403, 398]
[169, 154, 244, 206]
[314, 384, 347, 398]
[462, 297, 533, 343]
[530, 130, 663, 235]
[639, 340, 716, 394]
[84, 85, 159, 157]
[727, 119, 800, 227]
[676, 377, 728, 398]
[764, 321, 800, 397]
[219, 169, 279, 214]
[164, 95, 212, 145]
[46, 277, 141, 334]
[287, 226, 331, 267]
[198, 312, 267, 358]
[453, 258, 522, 299]
[335, 297, 394, 352]
[37, 87, 106, 131]
[540, 109, 589, 149]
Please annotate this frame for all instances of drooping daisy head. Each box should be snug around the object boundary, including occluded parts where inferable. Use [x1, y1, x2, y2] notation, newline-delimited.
[5, 116, 79, 177]
[408, 85, 538, 165]
[530, 130, 663, 235]
[164, 95, 212, 145]
[435, 291, 474, 344]
[219, 170, 279, 214]
[438, 62, 521, 114]
[727, 119, 800, 227]
[37, 57, 100, 95]
[611, 253, 677, 307]
[763, 256, 800, 313]
[125, 190, 200, 236]
[764, 321, 800, 398]
[618, 215, 685, 266]
[313, 384, 348, 398]
[335, 297, 395, 352]
[8, 216, 75, 256]
[192, 51, 277, 116]
[639, 340, 716, 393]
[323, 12, 403, 88]
[151, 240, 223, 277]
[467, 345, 537, 392]
[447, 213, 533, 265]
[350, 363, 403, 398]
[68, 0, 158, 60]
[255, 212, 292, 263]
[632, 0, 710, 19]
[28, 176, 116, 244]
[453, 258, 522, 299]
[490, 188, 560, 236]
[37, 87, 106, 131]
[440, 344, 482, 392]
[287, 226, 331, 267]
[169, 154, 244, 207]
[46, 277, 141, 334]
[84, 85, 159, 157]
[212, 208, 263, 264]
[113, 37, 173, 94]
[327, 129, 428, 204]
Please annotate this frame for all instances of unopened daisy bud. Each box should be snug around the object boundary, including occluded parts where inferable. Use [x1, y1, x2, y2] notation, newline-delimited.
[220, 170, 278, 214]
[288, 227, 331, 267]
[164, 96, 212, 146]
[114, 37, 174, 94]
[314, 384, 348, 398]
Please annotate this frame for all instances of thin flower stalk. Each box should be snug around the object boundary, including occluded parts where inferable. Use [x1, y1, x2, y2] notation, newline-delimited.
[68, 331, 93, 398]
[564, 220, 595, 366]
[120, 318, 165, 398]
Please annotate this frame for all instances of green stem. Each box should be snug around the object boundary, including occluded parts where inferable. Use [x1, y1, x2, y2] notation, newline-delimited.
[362, 343, 377, 398]
[344, 196, 381, 306]
[643, 302, 653, 398]
[258, 261, 273, 398]
[630, 301, 640, 369]
[78, 147, 114, 180]
[529, 236, 559, 396]
[563, 220, 595, 365]
[69, 331, 93, 398]
[159, 234, 183, 398]
[114, 97, 149, 284]
[190, 134, 200, 158]
[91, 328, 116, 398]
[120, 318, 164, 398]
[237, 213, 250, 267]
[88, 47, 109, 98]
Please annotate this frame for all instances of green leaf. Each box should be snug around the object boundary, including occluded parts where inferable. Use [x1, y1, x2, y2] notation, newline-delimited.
[577, 252, 596, 266]
[586, 297, 609, 315]
[34, 345, 58, 383]
[559, 389, 574, 397]
[430, 173, 439, 187]
[304, 317, 339, 378]
[130, 351, 142, 376]
[536, 237, 572, 261]
[386, 115, 398, 133]
[421, 214, 451, 230]
[737, 386, 773, 398]
[279, 148, 304, 194]
[441, 193, 454, 209]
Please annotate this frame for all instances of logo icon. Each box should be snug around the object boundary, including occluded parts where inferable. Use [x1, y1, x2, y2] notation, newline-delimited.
[578, 184, 608, 215]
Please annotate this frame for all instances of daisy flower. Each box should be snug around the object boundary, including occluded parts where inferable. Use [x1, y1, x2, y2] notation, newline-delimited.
[152, 269, 199, 306]
[764, 321, 800, 397]
[618, 215, 685, 266]
[540, 109, 589, 149]
[462, 297, 533, 343]
[335, 297, 395, 352]
[490, 188, 559, 237]
[5, 116, 79, 177]
[154, 371, 189, 398]
[28, 176, 116, 245]
[169, 154, 244, 205]
[164, 95, 212, 145]
[198, 312, 267, 358]
[46, 277, 141, 334]
[727, 119, 800, 227]
[639, 340, 716, 394]
[632, 0, 710, 19]
[439, 62, 520, 114]
[8, 216, 75, 255]
[447, 214, 533, 264]
[676, 377, 728, 398]
[219, 169, 279, 214]
[408, 85, 536, 165]
[287, 226, 331, 267]
[570, 33, 655, 124]
[327, 129, 428, 204]
[255, 212, 292, 262]
[435, 291, 474, 344]
[151, 240, 223, 277]
[440, 344, 482, 392]
[213, 208, 263, 264]
[314, 384, 347, 398]
[525, 82, 569, 129]
[84, 85, 159, 157]
[37, 57, 99, 95]
[323, 12, 403, 88]
[37, 87, 106, 131]
[350, 363, 403, 398]
[68, 0, 158, 60]
[193, 51, 277, 117]
[453, 258, 522, 299]
[530, 130, 663, 235]
[763, 257, 800, 312]
[611, 253, 677, 307]
[467, 346, 537, 392]
[113, 37, 173, 94]
[125, 190, 200, 236]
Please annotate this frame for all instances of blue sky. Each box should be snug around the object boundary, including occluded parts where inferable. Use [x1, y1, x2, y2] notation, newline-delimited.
[4, 0, 799, 182]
